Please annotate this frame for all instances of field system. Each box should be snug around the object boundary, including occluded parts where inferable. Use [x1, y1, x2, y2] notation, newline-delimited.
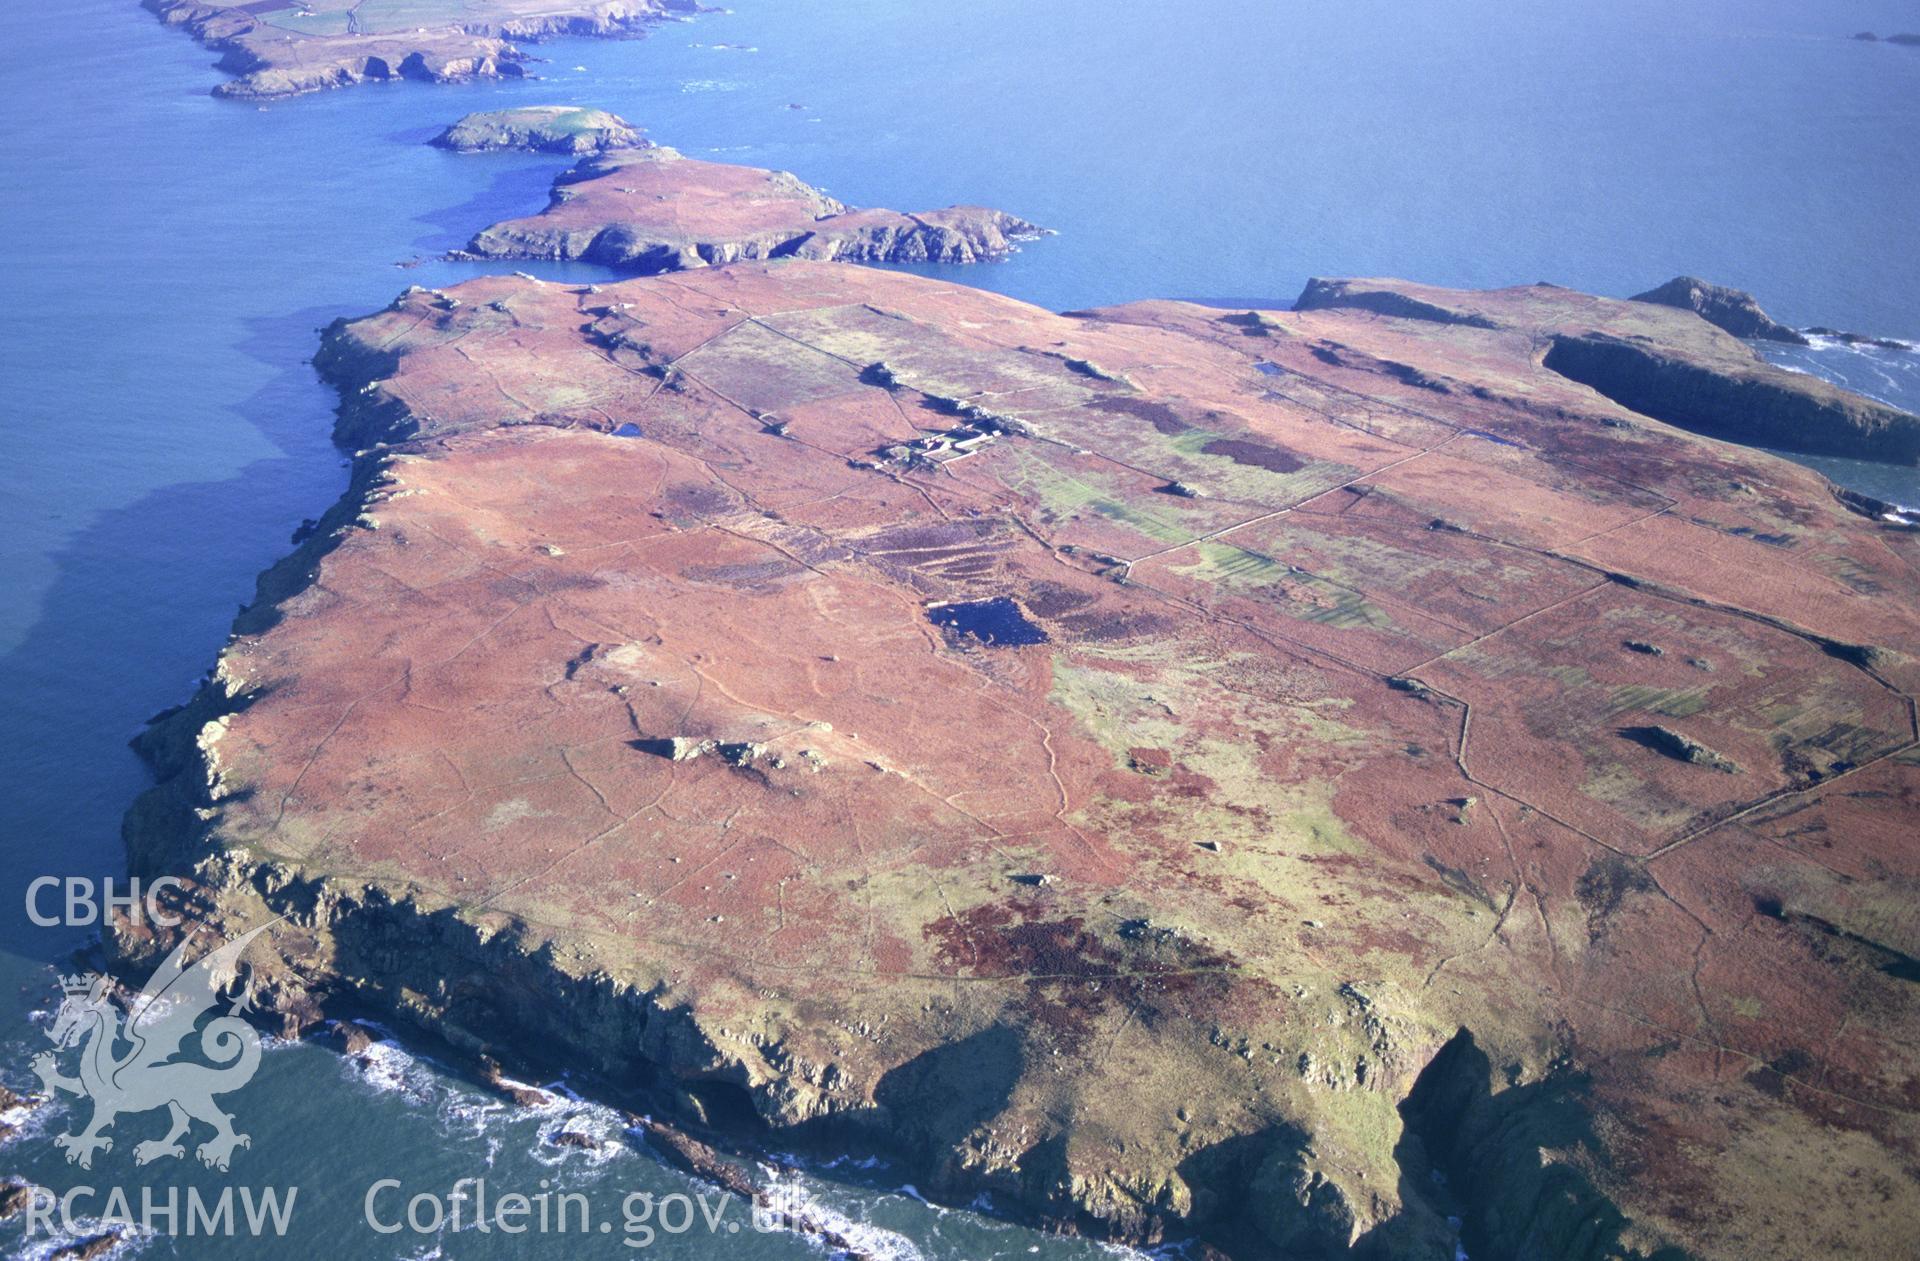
[126, 265, 1920, 1256]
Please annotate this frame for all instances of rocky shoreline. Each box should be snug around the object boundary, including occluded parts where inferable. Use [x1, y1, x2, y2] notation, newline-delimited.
[88, 4, 1920, 1257]
[113, 262, 1920, 1259]
[458, 147, 1044, 272]
[142, 0, 700, 98]
[433, 105, 649, 155]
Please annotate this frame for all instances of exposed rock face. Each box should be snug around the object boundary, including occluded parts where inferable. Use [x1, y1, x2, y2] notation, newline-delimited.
[433, 106, 648, 155]
[461, 148, 1043, 271]
[1806, 326, 1912, 351]
[1542, 331, 1920, 464]
[0, 1181, 36, 1221]
[0, 1082, 39, 1145]
[1295, 275, 1920, 464]
[121, 265, 1920, 1261]
[48, 1233, 124, 1261]
[1620, 724, 1742, 774]
[1294, 277, 1501, 329]
[1630, 275, 1810, 344]
[142, 0, 697, 98]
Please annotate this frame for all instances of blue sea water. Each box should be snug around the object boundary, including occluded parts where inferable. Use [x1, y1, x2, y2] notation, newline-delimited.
[0, 0, 1916, 1255]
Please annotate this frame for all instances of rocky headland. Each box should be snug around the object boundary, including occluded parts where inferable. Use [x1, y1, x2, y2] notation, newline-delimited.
[119, 264, 1920, 1260]
[433, 106, 648, 155]
[459, 147, 1044, 271]
[1629, 275, 1808, 344]
[143, 0, 699, 98]
[1301, 276, 1920, 464]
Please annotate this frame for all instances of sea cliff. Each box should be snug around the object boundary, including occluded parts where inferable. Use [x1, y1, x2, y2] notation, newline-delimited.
[1298, 276, 1920, 464]
[143, 0, 698, 97]
[433, 106, 649, 155]
[460, 148, 1043, 271]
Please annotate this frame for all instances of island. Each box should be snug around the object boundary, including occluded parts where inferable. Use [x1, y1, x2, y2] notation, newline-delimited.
[119, 263, 1920, 1261]
[458, 146, 1044, 270]
[433, 106, 648, 155]
[144, 0, 698, 98]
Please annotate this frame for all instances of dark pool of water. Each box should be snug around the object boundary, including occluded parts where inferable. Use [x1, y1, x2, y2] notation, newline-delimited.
[928, 598, 1050, 646]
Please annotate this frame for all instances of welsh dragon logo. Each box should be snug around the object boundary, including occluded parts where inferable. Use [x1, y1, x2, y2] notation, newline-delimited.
[32, 925, 271, 1171]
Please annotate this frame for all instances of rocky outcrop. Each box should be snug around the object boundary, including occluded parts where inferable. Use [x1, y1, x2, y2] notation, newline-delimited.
[461, 147, 1043, 272]
[1396, 1031, 1663, 1261]
[0, 1181, 38, 1221]
[142, 0, 697, 98]
[1630, 275, 1809, 344]
[1806, 326, 1912, 351]
[1292, 277, 1502, 329]
[0, 1083, 40, 1146]
[48, 1232, 124, 1261]
[433, 106, 649, 155]
[1619, 724, 1742, 773]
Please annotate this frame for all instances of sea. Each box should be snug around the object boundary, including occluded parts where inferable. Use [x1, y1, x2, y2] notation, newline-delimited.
[0, 0, 1916, 1256]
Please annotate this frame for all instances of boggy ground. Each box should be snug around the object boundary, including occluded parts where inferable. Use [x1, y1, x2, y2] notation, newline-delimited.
[122, 265, 1920, 1259]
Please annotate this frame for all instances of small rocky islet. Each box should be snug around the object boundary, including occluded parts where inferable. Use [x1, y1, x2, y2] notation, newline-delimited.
[432, 105, 649, 155]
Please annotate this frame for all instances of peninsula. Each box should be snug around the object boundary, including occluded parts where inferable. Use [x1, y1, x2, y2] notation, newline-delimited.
[144, 0, 698, 97]
[120, 265, 1920, 1261]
